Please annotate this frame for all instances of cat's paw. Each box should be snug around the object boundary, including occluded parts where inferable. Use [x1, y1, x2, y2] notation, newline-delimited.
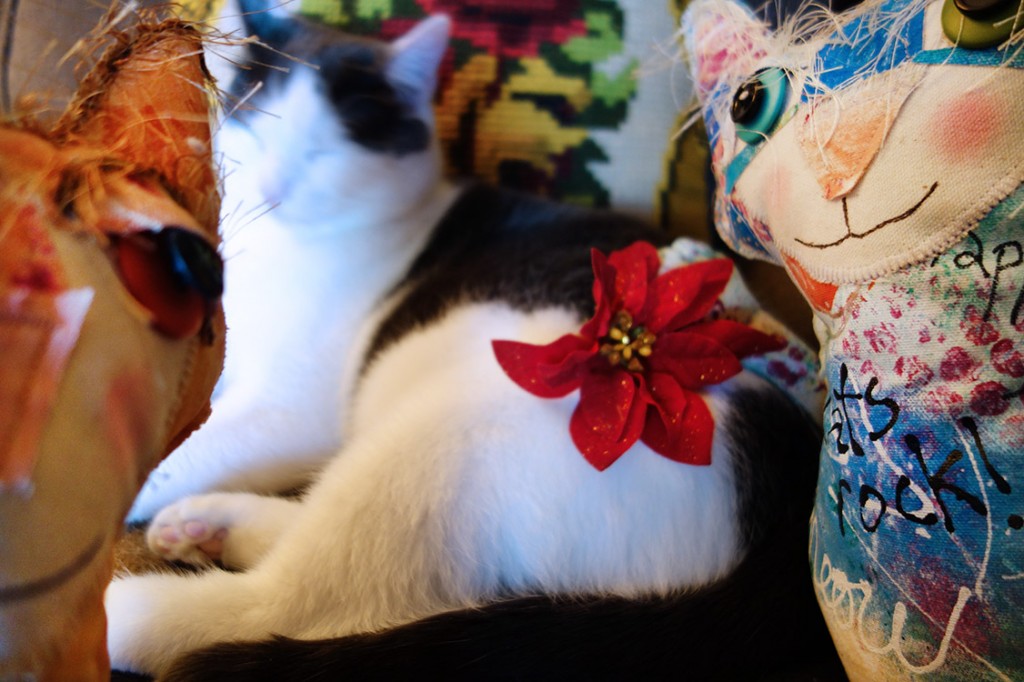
[146, 494, 236, 566]
[145, 491, 300, 570]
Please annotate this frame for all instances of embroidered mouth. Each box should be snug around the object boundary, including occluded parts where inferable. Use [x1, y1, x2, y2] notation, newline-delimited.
[0, 535, 104, 606]
[795, 182, 939, 250]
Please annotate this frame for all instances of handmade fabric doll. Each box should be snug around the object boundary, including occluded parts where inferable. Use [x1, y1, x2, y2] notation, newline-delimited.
[0, 15, 224, 681]
[682, 0, 1023, 678]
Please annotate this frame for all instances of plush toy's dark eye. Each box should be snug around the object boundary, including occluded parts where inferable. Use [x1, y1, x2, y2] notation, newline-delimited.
[157, 228, 224, 301]
[113, 227, 224, 340]
[730, 67, 789, 145]
[941, 0, 1021, 48]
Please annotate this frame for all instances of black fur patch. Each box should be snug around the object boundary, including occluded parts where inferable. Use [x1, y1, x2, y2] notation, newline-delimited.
[231, 4, 429, 156]
[728, 387, 822, 549]
[365, 182, 671, 368]
[153, 385, 840, 682]
[319, 41, 429, 155]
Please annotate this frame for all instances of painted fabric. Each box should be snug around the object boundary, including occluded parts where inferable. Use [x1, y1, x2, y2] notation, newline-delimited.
[812, 180, 1024, 682]
[682, 0, 1024, 678]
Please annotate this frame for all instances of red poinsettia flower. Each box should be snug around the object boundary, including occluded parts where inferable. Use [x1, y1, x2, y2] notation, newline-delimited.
[492, 242, 784, 471]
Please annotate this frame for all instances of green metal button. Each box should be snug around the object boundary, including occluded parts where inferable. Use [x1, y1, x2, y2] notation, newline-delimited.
[941, 0, 1022, 49]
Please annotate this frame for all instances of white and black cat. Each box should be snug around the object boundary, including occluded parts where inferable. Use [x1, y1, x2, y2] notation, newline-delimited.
[125, 8, 455, 522]
[109, 4, 837, 679]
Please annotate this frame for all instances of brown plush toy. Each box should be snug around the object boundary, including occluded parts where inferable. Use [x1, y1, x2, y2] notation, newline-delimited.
[0, 16, 224, 681]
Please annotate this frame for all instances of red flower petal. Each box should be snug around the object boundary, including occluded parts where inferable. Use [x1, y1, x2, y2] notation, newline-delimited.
[581, 248, 616, 340]
[569, 368, 647, 470]
[492, 335, 594, 398]
[642, 373, 714, 465]
[606, 242, 661, 318]
[687, 319, 786, 359]
[647, 259, 733, 333]
[493, 244, 768, 471]
[648, 332, 743, 390]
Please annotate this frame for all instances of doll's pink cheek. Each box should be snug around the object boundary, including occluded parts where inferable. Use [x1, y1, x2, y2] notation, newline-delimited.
[930, 91, 1001, 164]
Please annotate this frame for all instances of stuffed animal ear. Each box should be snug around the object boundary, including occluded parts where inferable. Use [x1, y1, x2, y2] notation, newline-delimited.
[681, 0, 773, 101]
[55, 21, 220, 237]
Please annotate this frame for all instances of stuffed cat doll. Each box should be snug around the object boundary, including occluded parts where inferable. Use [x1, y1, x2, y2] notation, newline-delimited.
[0, 14, 225, 681]
[106, 7, 839, 680]
[682, 0, 1023, 678]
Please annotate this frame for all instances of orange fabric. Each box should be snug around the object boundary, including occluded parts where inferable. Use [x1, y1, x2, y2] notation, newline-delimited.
[0, 17, 224, 680]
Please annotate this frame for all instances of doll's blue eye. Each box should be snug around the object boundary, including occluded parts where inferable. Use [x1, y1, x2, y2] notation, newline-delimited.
[731, 68, 789, 145]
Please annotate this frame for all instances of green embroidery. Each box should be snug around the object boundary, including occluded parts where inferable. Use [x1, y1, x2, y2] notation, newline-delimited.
[591, 60, 637, 107]
[562, 11, 622, 65]
[299, 0, 349, 26]
[560, 138, 611, 208]
[355, 0, 393, 20]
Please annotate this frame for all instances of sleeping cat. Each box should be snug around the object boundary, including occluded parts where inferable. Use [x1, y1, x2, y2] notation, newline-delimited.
[125, 6, 453, 522]
[109, 5, 837, 679]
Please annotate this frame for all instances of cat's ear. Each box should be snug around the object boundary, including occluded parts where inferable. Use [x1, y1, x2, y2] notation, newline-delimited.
[388, 14, 451, 106]
[56, 22, 219, 236]
[237, 0, 297, 50]
[681, 0, 774, 99]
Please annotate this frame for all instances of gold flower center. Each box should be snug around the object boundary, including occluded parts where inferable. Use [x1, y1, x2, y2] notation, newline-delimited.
[599, 310, 656, 373]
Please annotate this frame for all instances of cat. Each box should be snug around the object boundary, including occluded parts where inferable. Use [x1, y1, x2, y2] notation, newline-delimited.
[124, 5, 453, 522]
[682, 0, 1024, 678]
[108, 5, 837, 679]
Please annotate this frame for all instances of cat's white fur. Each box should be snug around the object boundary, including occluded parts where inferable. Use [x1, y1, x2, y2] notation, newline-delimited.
[126, 17, 456, 521]
[109, 299, 751, 674]
[108, 15, 760, 675]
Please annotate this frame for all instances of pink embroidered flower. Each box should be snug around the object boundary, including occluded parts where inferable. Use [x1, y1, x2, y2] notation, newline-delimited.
[492, 242, 784, 471]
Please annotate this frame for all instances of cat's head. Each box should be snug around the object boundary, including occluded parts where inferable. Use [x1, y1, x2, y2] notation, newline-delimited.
[0, 19, 224, 679]
[682, 0, 1024, 314]
[220, 3, 451, 228]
